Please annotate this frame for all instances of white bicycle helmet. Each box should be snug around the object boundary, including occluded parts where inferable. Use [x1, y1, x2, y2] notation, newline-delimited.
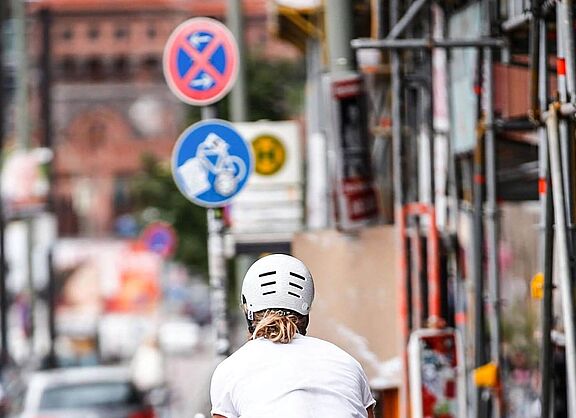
[241, 254, 315, 319]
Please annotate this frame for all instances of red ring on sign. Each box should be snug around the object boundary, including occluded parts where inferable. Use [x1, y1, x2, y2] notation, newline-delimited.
[163, 18, 239, 106]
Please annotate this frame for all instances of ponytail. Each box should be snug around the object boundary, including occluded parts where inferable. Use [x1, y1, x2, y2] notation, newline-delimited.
[249, 310, 308, 343]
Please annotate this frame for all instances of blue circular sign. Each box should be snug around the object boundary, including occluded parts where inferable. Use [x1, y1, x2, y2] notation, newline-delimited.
[141, 222, 177, 257]
[171, 119, 253, 208]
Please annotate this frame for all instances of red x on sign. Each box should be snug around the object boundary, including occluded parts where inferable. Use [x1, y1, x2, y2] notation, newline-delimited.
[163, 18, 239, 106]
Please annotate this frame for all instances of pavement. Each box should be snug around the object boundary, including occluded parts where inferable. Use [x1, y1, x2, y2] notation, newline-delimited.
[164, 316, 247, 417]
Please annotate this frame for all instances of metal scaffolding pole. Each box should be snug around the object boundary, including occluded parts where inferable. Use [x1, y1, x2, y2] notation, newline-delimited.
[388, 0, 409, 413]
[536, 14, 554, 418]
[546, 104, 576, 417]
[558, 0, 576, 102]
[482, 0, 503, 414]
[473, 127, 488, 418]
[483, 46, 503, 418]
[386, 0, 429, 40]
[0, 0, 8, 369]
[556, 3, 575, 246]
[352, 37, 505, 50]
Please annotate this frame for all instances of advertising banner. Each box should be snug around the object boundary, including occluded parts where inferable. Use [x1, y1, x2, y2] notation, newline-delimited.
[325, 73, 379, 231]
[408, 328, 467, 418]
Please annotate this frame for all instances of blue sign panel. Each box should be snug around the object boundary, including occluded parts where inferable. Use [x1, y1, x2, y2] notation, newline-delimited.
[171, 120, 253, 208]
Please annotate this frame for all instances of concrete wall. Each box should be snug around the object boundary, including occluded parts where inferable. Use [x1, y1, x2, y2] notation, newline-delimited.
[292, 225, 402, 384]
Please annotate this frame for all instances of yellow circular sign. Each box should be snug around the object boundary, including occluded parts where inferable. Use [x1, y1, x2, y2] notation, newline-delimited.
[251, 134, 286, 175]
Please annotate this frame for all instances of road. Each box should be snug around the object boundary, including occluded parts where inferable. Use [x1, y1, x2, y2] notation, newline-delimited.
[164, 319, 246, 417]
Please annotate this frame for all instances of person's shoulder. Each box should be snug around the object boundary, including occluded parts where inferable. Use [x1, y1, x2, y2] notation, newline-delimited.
[297, 335, 361, 364]
[213, 340, 262, 374]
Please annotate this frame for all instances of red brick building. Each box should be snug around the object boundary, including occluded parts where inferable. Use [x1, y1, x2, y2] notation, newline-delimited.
[28, 0, 299, 236]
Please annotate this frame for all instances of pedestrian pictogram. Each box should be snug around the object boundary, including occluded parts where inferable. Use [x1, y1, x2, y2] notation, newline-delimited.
[172, 120, 253, 207]
[251, 134, 286, 176]
[163, 18, 239, 106]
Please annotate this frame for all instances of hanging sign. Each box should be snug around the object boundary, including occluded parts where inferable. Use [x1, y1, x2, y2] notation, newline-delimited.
[325, 73, 380, 231]
[171, 119, 253, 208]
[163, 17, 239, 106]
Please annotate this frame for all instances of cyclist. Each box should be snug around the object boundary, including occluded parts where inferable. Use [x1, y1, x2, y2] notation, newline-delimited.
[210, 253, 376, 418]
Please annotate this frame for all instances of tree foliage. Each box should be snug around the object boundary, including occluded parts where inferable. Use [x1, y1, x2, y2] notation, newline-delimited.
[129, 54, 305, 278]
[130, 154, 209, 276]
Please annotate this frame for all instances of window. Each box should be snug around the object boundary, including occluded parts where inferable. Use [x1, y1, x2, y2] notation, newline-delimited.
[59, 56, 76, 78]
[87, 26, 99, 40]
[61, 28, 73, 40]
[114, 26, 129, 39]
[113, 56, 129, 77]
[86, 57, 104, 80]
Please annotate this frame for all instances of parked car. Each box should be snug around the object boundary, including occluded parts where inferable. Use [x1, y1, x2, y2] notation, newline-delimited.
[10, 365, 156, 418]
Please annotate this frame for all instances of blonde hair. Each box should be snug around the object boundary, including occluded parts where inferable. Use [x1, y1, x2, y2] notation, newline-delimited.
[250, 310, 306, 344]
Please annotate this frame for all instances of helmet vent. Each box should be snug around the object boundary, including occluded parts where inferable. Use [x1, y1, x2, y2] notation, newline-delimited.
[259, 271, 276, 277]
[261, 281, 276, 287]
[289, 282, 303, 290]
[263, 290, 276, 296]
[289, 272, 305, 280]
[288, 292, 301, 298]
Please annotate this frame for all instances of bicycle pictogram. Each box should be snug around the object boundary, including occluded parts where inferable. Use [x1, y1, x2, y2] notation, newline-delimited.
[171, 120, 253, 208]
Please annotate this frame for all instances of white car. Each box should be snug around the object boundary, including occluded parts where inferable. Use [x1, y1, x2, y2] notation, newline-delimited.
[11, 365, 156, 418]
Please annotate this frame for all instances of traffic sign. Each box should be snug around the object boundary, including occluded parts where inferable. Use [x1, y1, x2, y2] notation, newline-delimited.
[141, 221, 177, 258]
[163, 18, 239, 106]
[172, 119, 253, 208]
[252, 134, 286, 175]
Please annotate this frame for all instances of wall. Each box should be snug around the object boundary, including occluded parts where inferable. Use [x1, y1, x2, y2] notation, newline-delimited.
[292, 225, 402, 385]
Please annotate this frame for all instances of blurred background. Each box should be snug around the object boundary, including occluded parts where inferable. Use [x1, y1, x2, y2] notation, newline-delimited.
[0, 0, 572, 417]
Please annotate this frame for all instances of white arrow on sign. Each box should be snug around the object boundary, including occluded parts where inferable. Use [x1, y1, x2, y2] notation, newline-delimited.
[191, 73, 214, 88]
[189, 32, 213, 48]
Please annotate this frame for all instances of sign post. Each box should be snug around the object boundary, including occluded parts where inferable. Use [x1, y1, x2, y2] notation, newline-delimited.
[164, 17, 245, 357]
[171, 115, 252, 356]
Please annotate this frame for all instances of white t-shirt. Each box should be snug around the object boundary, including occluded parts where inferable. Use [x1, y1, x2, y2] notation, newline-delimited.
[210, 334, 376, 418]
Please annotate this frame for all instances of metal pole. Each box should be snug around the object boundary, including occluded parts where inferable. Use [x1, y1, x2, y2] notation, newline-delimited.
[40, 7, 57, 368]
[473, 128, 488, 418]
[389, 0, 409, 413]
[537, 15, 555, 418]
[546, 104, 576, 417]
[351, 37, 506, 50]
[482, 0, 504, 412]
[12, 0, 36, 353]
[226, 0, 247, 122]
[483, 46, 503, 418]
[386, 0, 429, 40]
[559, 0, 576, 102]
[0, 0, 9, 369]
[202, 106, 230, 358]
[528, 0, 541, 121]
[556, 3, 575, 241]
[325, 0, 353, 72]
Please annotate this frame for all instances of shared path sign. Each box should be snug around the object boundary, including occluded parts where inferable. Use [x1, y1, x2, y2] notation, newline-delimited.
[171, 120, 253, 208]
[163, 18, 239, 106]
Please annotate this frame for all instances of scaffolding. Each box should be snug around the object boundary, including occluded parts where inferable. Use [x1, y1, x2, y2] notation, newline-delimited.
[352, 0, 576, 416]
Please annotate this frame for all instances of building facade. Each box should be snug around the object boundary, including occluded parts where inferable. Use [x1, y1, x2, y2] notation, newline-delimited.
[28, 0, 299, 236]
